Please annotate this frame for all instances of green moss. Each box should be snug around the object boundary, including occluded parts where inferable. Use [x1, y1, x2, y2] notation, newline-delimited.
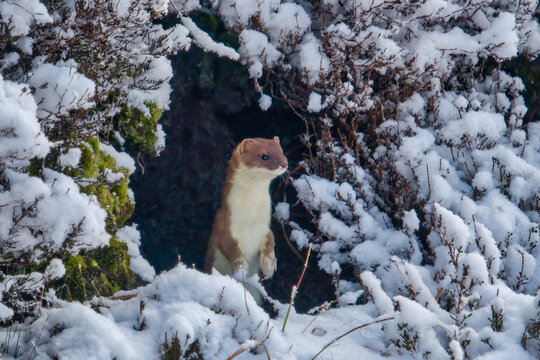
[84, 175, 134, 231]
[66, 138, 135, 231]
[65, 255, 87, 273]
[55, 237, 138, 301]
[114, 103, 163, 155]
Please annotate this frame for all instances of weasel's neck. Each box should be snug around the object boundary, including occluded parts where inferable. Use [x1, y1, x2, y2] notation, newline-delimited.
[230, 163, 271, 190]
[226, 162, 273, 213]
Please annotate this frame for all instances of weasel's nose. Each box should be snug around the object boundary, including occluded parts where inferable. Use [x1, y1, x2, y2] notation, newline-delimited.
[280, 160, 288, 169]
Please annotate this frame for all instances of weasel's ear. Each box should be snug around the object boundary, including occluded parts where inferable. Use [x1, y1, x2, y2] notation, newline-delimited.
[273, 136, 280, 144]
[238, 138, 256, 154]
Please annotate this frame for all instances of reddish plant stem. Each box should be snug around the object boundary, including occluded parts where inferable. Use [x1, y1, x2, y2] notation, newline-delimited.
[282, 244, 312, 332]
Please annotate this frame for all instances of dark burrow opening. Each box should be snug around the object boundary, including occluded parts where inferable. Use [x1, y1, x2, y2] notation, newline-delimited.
[129, 39, 335, 312]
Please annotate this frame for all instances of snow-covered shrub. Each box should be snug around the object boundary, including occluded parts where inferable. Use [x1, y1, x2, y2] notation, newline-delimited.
[0, 0, 235, 322]
[214, 0, 540, 358]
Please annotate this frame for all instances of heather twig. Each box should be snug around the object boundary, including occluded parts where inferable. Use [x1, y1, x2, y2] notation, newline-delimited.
[282, 243, 312, 332]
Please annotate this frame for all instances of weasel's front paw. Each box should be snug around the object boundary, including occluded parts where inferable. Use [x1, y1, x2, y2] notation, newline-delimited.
[260, 252, 277, 279]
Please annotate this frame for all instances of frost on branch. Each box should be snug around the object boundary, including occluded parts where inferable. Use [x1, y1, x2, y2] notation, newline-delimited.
[215, 0, 540, 358]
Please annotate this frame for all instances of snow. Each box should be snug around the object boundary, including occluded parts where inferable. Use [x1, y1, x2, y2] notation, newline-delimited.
[0, 169, 109, 258]
[216, 1, 540, 357]
[217, 0, 275, 29]
[319, 212, 356, 241]
[440, 111, 506, 143]
[294, 34, 330, 85]
[0, 303, 14, 322]
[0, 164, 109, 320]
[258, 93, 272, 111]
[294, 175, 341, 211]
[116, 225, 156, 282]
[171, 0, 200, 13]
[402, 210, 419, 234]
[338, 289, 363, 306]
[59, 148, 82, 168]
[239, 30, 282, 78]
[307, 92, 323, 113]
[453, 95, 468, 110]
[103, 168, 124, 182]
[449, 340, 464, 360]
[155, 124, 166, 152]
[0, 75, 50, 168]
[472, 171, 494, 191]
[240, 339, 259, 350]
[16, 36, 34, 55]
[290, 229, 310, 250]
[42, 169, 110, 250]
[274, 202, 290, 221]
[477, 12, 519, 59]
[44, 258, 66, 280]
[29, 62, 96, 119]
[351, 241, 387, 267]
[99, 143, 136, 174]
[126, 56, 174, 112]
[475, 346, 536, 360]
[267, 3, 311, 44]
[0, 0, 52, 37]
[181, 16, 239, 60]
[1, 52, 19, 70]
[433, 203, 473, 248]
[359, 271, 393, 315]
[29, 302, 141, 359]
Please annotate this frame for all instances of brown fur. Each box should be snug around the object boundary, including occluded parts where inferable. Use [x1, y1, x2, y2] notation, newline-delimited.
[204, 137, 287, 278]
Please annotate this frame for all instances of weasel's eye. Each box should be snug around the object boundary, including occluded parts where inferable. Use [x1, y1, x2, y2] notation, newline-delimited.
[261, 154, 269, 160]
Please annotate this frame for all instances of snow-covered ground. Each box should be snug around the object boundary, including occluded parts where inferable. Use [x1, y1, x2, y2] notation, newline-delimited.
[12, 265, 409, 360]
[5, 262, 538, 360]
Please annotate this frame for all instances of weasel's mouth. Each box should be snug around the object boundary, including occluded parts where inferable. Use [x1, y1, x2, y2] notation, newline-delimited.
[264, 167, 287, 177]
[249, 166, 287, 178]
[276, 166, 287, 175]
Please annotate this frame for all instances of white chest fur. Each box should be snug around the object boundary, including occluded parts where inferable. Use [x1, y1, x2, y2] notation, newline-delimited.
[227, 163, 272, 275]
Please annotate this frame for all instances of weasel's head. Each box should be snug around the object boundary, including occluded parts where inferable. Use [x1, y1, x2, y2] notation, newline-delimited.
[236, 137, 288, 179]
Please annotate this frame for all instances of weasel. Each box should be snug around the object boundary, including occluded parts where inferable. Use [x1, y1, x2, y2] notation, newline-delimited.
[204, 137, 287, 285]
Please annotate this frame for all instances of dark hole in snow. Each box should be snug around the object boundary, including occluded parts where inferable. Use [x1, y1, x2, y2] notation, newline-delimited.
[130, 44, 334, 312]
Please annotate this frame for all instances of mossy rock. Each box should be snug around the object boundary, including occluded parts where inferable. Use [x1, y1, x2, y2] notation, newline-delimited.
[54, 237, 140, 302]
[2, 237, 139, 318]
[114, 103, 163, 155]
[48, 139, 142, 302]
